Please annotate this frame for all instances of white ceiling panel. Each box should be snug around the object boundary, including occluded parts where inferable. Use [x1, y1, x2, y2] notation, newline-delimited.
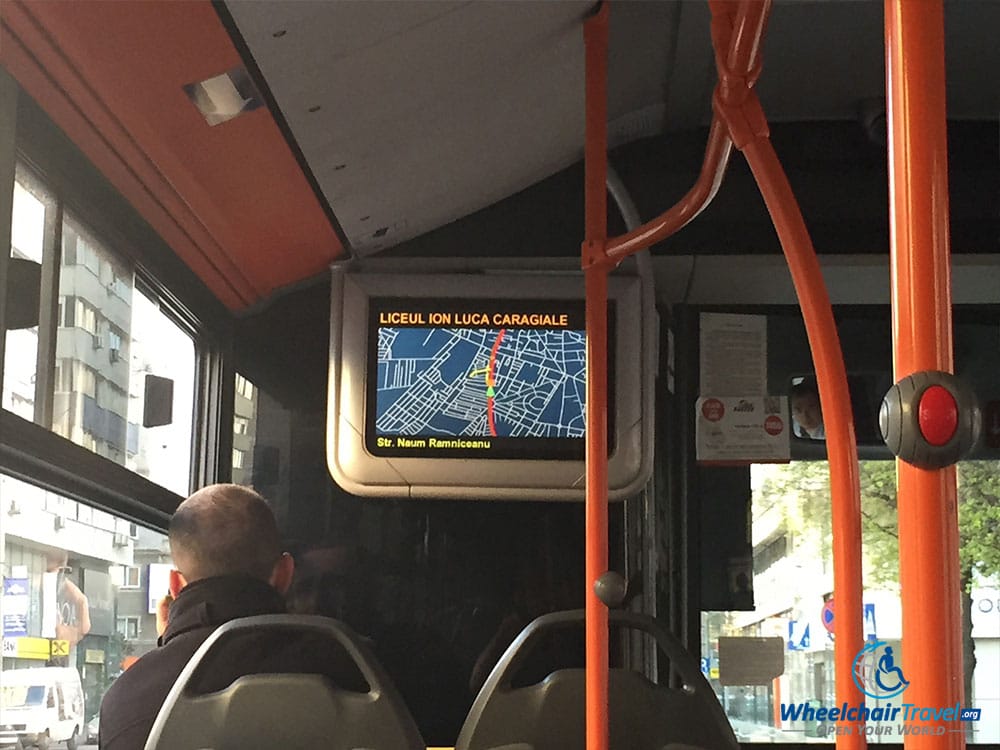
[226, 0, 999, 257]
[227, 0, 679, 254]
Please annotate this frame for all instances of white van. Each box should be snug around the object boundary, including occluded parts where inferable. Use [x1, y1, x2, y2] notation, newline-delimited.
[0, 667, 84, 749]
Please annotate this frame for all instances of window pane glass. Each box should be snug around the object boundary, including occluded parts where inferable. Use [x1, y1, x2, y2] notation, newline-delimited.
[125, 289, 195, 496]
[958, 460, 1000, 744]
[3, 168, 52, 420]
[231, 373, 258, 486]
[702, 460, 999, 744]
[53, 214, 134, 469]
[51, 212, 195, 496]
[0, 471, 172, 744]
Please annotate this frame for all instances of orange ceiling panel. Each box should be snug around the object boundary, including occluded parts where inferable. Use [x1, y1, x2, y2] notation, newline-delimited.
[1, 0, 344, 310]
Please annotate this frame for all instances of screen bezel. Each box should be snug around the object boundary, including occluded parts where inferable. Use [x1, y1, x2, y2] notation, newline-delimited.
[327, 270, 653, 500]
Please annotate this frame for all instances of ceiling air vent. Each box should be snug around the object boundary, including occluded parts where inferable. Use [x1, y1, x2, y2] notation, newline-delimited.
[184, 67, 263, 126]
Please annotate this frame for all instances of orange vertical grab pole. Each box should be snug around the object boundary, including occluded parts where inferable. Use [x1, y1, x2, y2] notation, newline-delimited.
[885, 2, 963, 747]
[582, 5, 611, 750]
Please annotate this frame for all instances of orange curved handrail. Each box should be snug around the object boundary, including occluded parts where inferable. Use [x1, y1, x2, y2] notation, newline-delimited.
[604, 118, 732, 263]
[709, 2, 866, 745]
[602, 0, 768, 264]
[740, 135, 865, 750]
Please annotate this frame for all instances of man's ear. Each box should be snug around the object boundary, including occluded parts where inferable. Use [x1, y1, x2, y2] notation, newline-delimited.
[168, 569, 188, 598]
[269, 553, 295, 595]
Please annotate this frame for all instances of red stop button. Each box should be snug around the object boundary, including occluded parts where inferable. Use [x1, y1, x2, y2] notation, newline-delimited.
[918, 385, 959, 446]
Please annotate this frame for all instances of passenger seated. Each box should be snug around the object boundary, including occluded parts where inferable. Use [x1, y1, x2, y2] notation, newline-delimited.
[99, 484, 365, 750]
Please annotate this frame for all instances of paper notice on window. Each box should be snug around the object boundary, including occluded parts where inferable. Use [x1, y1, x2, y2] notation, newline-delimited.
[696, 395, 790, 463]
[699, 313, 767, 395]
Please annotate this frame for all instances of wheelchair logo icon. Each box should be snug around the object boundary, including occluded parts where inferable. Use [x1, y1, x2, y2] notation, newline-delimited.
[852, 640, 910, 699]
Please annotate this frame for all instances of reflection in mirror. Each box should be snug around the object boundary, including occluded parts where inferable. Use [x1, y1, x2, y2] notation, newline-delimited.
[789, 377, 824, 441]
[789, 373, 889, 446]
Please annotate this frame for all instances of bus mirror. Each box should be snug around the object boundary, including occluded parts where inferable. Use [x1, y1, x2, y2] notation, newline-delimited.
[790, 373, 890, 446]
[143, 374, 174, 428]
[3, 258, 42, 330]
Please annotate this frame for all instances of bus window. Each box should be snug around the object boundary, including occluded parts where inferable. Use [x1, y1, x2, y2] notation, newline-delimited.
[2, 165, 53, 421]
[701, 460, 1000, 743]
[232, 373, 258, 487]
[0, 471, 172, 744]
[122, 287, 195, 496]
[3, 161, 198, 496]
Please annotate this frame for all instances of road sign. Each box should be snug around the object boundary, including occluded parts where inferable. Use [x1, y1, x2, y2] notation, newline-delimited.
[2, 577, 29, 637]
[821, 599, 835, 634]
[2, 636, 52, 660]
[863, 602, 877, 639]
[788, 619, 811, 651]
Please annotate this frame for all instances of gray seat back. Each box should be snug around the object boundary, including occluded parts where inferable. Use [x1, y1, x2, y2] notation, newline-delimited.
[144, 614, 424, 750]
[456, 610, 739, 750]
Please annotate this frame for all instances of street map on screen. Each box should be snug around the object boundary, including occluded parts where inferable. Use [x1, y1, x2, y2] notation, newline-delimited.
[367, 299, 596, 459]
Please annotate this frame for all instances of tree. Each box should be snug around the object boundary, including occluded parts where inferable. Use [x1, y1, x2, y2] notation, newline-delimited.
[957, 461, 1000, 577]
[754, 460, 903, 586]
[956, 460, 1000, 721]
[755, 457, 1000, 725]
[755, 459, 1000, 585]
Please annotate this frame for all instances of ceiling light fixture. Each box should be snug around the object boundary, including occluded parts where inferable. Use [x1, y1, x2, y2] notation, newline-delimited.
[184, 67, 263, 126]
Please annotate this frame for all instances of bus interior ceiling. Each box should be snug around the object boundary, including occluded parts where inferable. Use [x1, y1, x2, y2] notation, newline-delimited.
[1, 0, 999, 747]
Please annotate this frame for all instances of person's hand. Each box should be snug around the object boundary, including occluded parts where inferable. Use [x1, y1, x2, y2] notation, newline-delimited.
[155, 593, 173, 637]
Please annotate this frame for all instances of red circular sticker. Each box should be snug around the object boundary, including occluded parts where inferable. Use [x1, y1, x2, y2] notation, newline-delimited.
[702, 399, 725, 422]
[764, 415, 784, 436]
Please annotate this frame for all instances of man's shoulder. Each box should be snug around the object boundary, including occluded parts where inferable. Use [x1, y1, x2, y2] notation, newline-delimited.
[100, 629, 214, 748]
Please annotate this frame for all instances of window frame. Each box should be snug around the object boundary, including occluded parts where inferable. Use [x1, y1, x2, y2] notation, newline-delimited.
[116, 615, 141, 640]
[121, 564, 142, 589]
[0, 80, 236, 529]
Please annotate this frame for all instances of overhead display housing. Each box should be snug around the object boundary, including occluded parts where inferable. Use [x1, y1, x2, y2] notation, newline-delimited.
[327, 270, 654, 500]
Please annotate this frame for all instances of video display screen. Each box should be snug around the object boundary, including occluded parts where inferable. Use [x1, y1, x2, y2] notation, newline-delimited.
[366, 298, 609, 459]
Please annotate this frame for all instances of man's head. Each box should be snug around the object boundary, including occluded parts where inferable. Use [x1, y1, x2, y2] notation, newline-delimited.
[790, 379, 823, 434]
[168, 484, 293, 596]
[45, 550, 70, 573]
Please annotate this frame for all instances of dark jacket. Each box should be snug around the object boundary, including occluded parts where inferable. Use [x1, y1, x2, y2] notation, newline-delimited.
[99, 574, 366, 750]
[99, 575, 286, 750]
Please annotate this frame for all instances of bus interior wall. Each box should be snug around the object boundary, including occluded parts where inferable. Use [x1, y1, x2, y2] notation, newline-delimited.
[233, 280, 627, 743]
[222, 115, 1000, 745]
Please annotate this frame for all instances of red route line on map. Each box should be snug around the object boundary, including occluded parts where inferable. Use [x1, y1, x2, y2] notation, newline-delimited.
[486, 329, 507, 436]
